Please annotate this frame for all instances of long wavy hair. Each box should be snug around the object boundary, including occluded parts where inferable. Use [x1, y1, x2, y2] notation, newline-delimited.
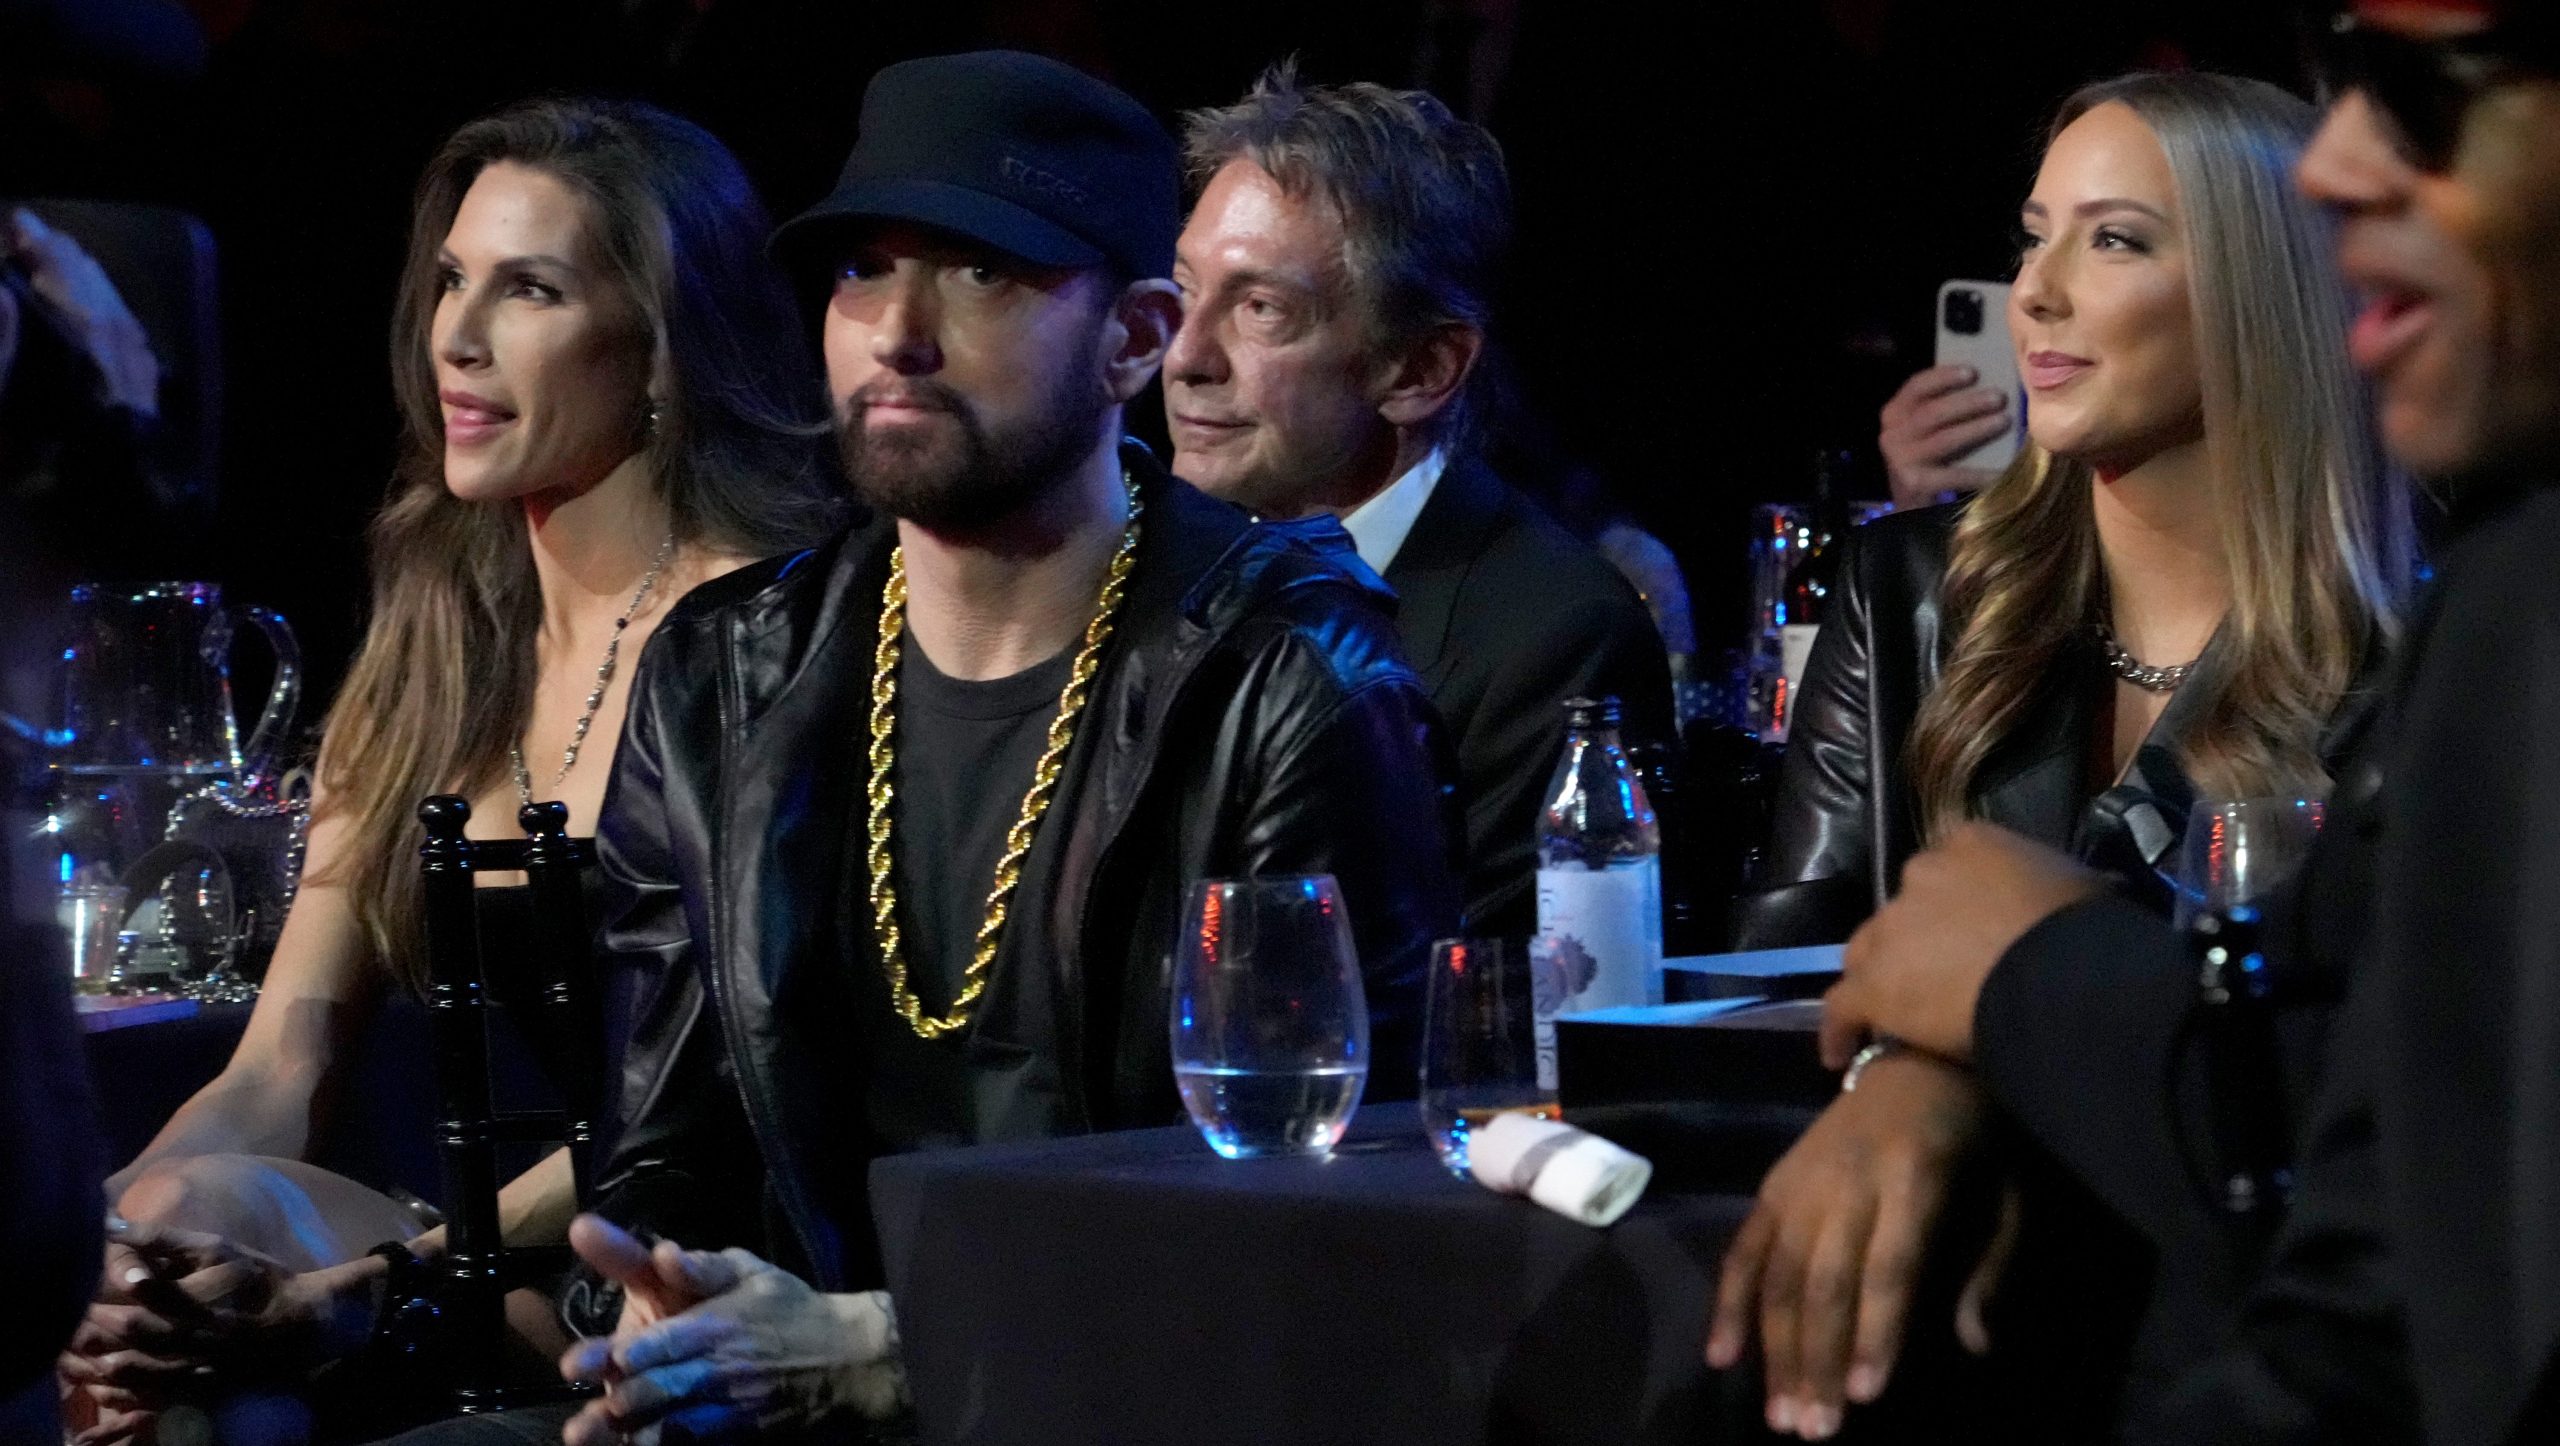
[313, 97, 845, 994]
[1907, 72, 2417, 837]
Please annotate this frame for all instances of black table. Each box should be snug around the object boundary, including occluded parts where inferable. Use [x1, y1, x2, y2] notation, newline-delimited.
[869, 1102, 1810, 1446]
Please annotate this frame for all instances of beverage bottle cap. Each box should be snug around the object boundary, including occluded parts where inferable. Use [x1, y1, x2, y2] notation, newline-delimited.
[1561, 695, 1622, 730]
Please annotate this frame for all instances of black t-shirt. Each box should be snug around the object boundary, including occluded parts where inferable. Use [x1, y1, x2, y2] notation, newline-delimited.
[856, 641, 1076, 1153]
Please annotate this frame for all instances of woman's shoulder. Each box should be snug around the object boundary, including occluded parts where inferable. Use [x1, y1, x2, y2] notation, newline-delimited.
[1846, 499, 1964, 570]
[1830, 500, 1964, 621]
[675, 547, 793, 608]
[662, 521, 868, 627]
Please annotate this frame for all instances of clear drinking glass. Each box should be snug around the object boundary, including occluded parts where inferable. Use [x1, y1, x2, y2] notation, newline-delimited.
[1419, 938, 1560, 1177]
[58, 880, 127, 994]
[2172, 797, 2326, 927]
[1171, 875, 1369, 1159]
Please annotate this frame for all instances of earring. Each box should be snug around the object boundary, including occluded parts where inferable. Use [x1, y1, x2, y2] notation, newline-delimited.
[645, 402, 662, 438]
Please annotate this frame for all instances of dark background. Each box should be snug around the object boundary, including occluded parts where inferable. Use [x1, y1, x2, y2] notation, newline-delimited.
[2, 0, 2324, 712]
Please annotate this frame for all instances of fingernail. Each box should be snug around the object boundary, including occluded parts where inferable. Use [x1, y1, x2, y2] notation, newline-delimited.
[123, 1267, 150, 1286]
[1956, 365, 1977, 382]
[1704, 1336, 1734, 1369]
[1799, 1402, 1840, 1439]
[1848, 1363, 1884, 1402]
[104, 1214, 129, 1234]
[1766, 1397, 1797, 1433]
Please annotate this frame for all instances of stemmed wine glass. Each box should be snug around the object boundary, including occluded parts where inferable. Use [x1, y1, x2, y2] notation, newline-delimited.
[2171, 796, 2324, 1221]
[2172, 796, 2325, 927]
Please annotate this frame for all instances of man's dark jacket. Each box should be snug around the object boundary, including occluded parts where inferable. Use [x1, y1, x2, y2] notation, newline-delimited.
[585, 458, 1465, 1290]
[1987, 480, 2560, 1445]
[1379, 457, 1672, 937]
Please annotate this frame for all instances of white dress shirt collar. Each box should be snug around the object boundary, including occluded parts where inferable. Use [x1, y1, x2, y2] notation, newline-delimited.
[1337, 446, 1448, 575]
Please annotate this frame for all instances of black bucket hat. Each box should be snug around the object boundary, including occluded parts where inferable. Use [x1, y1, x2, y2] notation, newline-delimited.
[773, 50, 1178, 284]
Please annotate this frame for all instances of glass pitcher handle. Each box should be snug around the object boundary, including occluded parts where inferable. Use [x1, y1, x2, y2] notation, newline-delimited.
[233, 606, 302, 796]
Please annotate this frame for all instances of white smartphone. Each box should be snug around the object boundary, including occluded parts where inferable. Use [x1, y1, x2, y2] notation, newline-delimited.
[1933, 279, 2026, 474]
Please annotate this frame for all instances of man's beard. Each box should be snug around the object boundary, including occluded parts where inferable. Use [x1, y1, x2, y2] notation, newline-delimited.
[835, 359, 1106, 534]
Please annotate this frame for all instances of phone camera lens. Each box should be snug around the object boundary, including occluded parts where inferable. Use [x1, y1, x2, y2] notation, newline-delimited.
[1943, 289, 1984, 336]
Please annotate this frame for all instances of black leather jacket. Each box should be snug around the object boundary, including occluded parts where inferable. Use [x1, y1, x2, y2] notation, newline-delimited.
[586, 452, 1464, 1289]
[1732, 504, 2240, 949]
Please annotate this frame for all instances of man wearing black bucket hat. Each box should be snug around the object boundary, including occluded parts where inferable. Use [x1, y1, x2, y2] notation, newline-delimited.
[525, 50, 1460, 1443]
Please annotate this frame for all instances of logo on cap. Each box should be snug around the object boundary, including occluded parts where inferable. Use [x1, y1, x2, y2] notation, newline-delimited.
[1000, 155, 1090, 208]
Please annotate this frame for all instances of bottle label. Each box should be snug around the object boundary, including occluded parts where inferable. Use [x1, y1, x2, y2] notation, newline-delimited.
[1533, 860, 1666, 1090]
[1773, 623, 1819, 743]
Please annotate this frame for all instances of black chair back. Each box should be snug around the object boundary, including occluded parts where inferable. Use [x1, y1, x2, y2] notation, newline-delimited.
[415, 794, 603, 1413]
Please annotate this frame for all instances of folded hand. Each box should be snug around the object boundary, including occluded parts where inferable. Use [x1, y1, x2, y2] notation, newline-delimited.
[58, 1217, 372, 1443]
[558, 1214, 906, 1445]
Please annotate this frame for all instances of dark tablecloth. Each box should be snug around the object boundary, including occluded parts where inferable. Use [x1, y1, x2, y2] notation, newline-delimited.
[869, 1103, 1804, 1446]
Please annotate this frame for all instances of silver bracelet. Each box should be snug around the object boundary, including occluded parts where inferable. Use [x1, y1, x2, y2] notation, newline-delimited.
[1840, 1037, 1904, 1094]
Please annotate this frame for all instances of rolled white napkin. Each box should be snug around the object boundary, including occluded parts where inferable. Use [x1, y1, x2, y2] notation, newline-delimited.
[1467, 1113, 1654, 1227]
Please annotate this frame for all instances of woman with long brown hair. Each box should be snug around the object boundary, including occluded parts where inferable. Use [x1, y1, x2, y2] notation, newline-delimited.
[1735, 72, 2416, 951]
[60, 96, 841, 1435]
[1714, 71, 2418, 1440]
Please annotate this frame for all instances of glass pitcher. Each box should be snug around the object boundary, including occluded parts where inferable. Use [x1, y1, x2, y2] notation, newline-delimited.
[55, 581, 300, 788]
[41, 582, 300, 995]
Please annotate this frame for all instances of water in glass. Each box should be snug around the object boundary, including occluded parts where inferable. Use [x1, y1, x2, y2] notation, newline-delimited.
[1171, 874, 1368, 1159]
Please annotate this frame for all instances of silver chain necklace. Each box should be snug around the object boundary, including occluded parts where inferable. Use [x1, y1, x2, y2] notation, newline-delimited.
[2095, 622, 2196, 693]
[513, 533, 677, 807]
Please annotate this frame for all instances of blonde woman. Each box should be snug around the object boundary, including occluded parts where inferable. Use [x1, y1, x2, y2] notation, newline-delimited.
[1734, 72, 2413, 951]
[1712, 72, 2418, 1440]
[60, 98, 842, 1441]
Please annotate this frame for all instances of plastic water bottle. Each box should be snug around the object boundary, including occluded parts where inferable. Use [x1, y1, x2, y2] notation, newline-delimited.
[1532, 696, 1663, 1091]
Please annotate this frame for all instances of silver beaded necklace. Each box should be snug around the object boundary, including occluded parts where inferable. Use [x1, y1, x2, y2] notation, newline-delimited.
[2095, 621, 2196, 693]
[513, 533, 677, 807]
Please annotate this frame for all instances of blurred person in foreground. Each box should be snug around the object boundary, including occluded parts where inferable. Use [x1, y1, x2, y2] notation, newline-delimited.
[506, 52, 1459, 1446]
[1711, 68, 2420, 1439]
[1808, 3, 2560, 1442]
[0, 186, 131, 1446]
[0, 517, 103, 1446]
[1164, 67, 1671, 938]
[0, 931, 96, 1439]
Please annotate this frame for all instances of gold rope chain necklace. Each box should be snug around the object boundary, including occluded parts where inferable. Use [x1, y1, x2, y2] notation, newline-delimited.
[867, 467, 1144, 1040]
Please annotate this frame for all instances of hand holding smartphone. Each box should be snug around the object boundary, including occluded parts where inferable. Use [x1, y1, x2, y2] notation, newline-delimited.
[1928, 279, 2025, 473]
[1878, 280, 2027, 509]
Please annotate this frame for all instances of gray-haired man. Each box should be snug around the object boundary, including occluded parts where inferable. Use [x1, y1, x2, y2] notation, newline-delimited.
[1165, 68, 1674, 939]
